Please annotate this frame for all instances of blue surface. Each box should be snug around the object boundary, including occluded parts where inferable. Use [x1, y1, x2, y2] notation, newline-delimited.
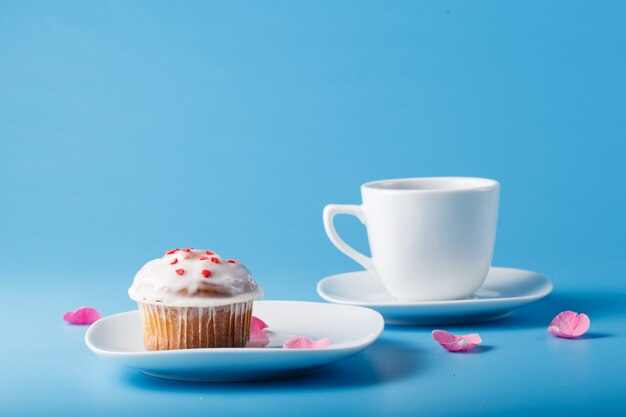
[1, 1, 626, 416]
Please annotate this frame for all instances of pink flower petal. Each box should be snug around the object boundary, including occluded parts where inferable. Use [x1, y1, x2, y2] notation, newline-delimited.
[248, 316, 270, 348]
[432, 329, 482, 352]
[247, 317, 332, 349]
[63, 307, 101, 325]
[283, 336, 331, 349]
[248, 333, 270, 348]
[250, 316, 268, 337]
[547, 311, 590, 339]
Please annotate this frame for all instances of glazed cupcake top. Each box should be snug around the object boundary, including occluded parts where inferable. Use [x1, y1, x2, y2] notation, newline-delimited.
[128, 248, 263, 307]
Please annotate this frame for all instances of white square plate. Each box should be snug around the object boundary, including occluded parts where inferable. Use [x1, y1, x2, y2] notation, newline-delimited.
[85, 300, 384, 382]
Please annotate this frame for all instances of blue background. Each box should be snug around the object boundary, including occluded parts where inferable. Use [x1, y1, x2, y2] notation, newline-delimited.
[1, 1, 625, 416]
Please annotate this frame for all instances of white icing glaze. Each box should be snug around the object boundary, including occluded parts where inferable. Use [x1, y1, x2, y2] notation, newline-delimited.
[128, 248, 263, 307]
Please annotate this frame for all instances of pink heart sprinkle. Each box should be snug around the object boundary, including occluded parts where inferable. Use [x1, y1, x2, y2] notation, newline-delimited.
[547, 311, 590, 339]
[63, 307, 101, 325]
[248, 316, 270, 348]
[283, 336, 331, 349]
[432, 330, 482, 352]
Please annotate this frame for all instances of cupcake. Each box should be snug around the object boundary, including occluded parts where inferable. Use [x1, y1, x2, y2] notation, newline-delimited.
[128, 248, 263, 350]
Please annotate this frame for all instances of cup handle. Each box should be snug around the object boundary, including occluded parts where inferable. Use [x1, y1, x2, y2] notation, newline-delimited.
[323, 204, 375, 276]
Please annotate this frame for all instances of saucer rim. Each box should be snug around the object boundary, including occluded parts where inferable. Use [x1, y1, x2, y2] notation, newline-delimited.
[316, 267, 553, 307]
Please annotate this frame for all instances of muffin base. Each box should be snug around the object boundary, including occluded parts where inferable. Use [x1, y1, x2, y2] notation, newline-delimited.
[137, 300, 253, 350]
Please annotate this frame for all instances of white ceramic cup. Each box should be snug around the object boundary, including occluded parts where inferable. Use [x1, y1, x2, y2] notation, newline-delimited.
[323, 177, 500, 302]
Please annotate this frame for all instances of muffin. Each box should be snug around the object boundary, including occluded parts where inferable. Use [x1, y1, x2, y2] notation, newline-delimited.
[128, 248, 263, 350]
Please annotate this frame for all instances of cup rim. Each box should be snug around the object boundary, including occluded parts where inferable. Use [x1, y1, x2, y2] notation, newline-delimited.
[362, 177, 499, 193]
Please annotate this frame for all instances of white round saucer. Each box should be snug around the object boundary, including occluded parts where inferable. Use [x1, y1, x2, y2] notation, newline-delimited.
[85, 300, 384, 382]
[317, 267, 553, 325]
